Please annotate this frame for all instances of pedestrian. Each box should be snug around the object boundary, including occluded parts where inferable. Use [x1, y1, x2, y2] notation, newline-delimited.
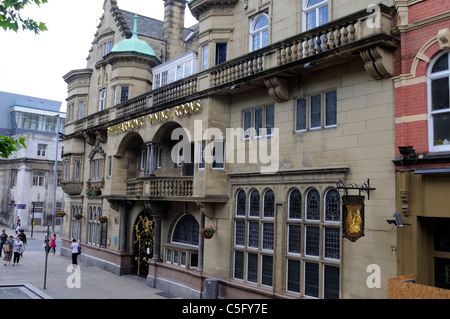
[0, 229, 7, 257]
[49, 233, 57, 254]
[71, 239, 80, 266]
[18, 229, 27, 257]
[12, 236, 24, 266]
[3, 235, 13, 266]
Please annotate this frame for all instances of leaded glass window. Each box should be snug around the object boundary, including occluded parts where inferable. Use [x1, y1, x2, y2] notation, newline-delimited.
[248, 222, 259, 248]
[234, 251, 244, 280]
[247, 253, 258, 283]
[305, 226, 320, 256]
[261, 255, 273, 286]
[324, 265, 340, 299]
[324, 227, 340, 260]
[288, 225, 301, 254]
[306, 188, 320, 220]
[289, 189, 302, 219]
[287, 259, 301, 293]
[236, 189, 246, 216]
[235, 221, 245, 246]
[263, 190, 275, 218]
[325, 189, 340, 222]
[172, 214, 199, 246]
[249, 190, 260, 217]
[304, 262, 319, 298]
[262, 223, 274, 250]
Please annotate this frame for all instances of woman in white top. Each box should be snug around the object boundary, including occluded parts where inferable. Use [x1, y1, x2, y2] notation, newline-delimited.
[71, 239, 80, 266]
[13, 236, 24, 266]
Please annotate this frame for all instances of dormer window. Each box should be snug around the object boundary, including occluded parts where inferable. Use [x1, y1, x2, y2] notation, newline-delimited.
[102, 41, 113, 56]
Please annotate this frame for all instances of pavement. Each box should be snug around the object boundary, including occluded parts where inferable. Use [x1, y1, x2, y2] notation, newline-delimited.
[0, 225, 175, 300]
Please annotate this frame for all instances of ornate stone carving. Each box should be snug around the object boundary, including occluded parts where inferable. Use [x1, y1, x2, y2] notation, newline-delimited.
[264, 76, 289, 102]
[360, 46, 394, 80]
[437, 28, 450, 50]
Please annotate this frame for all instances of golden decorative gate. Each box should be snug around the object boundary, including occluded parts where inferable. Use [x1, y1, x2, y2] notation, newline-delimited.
[133, 212, 155, 277]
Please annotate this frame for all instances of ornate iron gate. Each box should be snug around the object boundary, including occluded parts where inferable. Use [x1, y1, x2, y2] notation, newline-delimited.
[133, 211, 155, 277]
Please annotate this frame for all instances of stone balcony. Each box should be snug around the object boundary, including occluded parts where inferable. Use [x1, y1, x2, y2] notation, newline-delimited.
[64, 4, 397, 138]
[126, 176, 193, 199]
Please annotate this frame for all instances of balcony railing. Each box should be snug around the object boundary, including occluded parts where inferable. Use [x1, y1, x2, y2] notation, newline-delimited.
[126, 176, 193, 198]
[68, 5, 395, 135]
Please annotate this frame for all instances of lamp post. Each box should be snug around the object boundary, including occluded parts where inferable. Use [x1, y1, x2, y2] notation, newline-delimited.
[51, 115, 61, 234]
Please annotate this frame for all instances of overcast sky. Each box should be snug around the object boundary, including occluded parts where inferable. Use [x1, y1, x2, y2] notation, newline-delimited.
[0, 0, 197, 111]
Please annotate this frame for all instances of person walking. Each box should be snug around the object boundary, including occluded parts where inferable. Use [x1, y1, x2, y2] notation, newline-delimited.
[71, 239, 80, 266]
[49, 233, 57, 254]
[3, 235, 13, 266]
[12, 236, 24, 266]
[0, 229, 7, 257]
[18, 229, 27, 257]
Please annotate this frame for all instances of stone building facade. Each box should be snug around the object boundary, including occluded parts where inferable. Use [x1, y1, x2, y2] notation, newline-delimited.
[61, 0, 401, 299]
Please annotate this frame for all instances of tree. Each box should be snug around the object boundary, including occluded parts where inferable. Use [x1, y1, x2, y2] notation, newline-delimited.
[0, 135, 26, 158]
[0, 0, 48, 34]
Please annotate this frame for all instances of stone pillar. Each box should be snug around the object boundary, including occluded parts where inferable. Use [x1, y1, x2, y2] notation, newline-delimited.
[119, 201, 131, 251]
[197, 212, 205, 272]
[163, 0, 186, 61]
[152, 215, 162, 261]
[146, 143, 155, 176]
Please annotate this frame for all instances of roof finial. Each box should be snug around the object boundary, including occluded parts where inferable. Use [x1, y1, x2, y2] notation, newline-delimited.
[132, 13, 138, 38]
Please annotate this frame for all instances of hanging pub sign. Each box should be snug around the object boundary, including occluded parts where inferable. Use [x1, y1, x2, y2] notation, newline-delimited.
[342, 195, 365, 242]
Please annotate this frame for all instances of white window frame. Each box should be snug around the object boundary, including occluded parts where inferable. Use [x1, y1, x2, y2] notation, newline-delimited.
[99, 89, 106, 111]
[303, 0, 329, 31]
[428, 51, 450, 152]
[249, 12, 269, 52]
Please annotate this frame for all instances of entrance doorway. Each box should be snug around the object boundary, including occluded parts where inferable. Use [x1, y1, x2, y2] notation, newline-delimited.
[133, 211, 155, 277]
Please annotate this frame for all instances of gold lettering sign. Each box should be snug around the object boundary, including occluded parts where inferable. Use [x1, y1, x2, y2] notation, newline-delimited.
[107, 100, 202, 136]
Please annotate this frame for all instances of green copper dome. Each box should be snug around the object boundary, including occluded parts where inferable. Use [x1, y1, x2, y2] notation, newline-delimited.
[111, 14, 159, 59]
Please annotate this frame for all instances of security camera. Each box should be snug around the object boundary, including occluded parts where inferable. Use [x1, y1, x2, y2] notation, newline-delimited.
[387, 211, 403, 227]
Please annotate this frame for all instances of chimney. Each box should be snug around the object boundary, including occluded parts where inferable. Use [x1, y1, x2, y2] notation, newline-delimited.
[163, 0, 186, 61]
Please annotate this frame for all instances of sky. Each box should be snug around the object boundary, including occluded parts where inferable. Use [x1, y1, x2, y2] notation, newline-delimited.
[0, 0, 197, 112]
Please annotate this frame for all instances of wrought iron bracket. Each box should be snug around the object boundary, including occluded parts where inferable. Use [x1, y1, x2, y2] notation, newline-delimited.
[336, 179, 376, 200]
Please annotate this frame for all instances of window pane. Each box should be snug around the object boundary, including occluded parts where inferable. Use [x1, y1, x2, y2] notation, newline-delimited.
[325, 91, 337, 127]
[249, 190, 260, 217]
[236, 190, 246, 216]
[234, 251, 244, 280]
[265, 104, 274, 135]
[247, 253, 258, 283]
[288, 225, 301, 254]
[433, 112, 450, 145]
[235, 221, 245, 246]
[431, 77, 449, 111]
[319, 5, 328, 26]
[310, 94, 321, 129]
[306, 189, 320, 220]
[172, 215, 199, 246]
[261, 255, 273, 287]
[432, 53, 449, 73]
[304, 262, 319, 298]
[308, 0, 326, 6]
[243, 110, 252, 139]
[263, 190, 275, 218]
[305, 226, 320, 256]
[289, 189, 302, 219]
[306, 11, 316, 31]
[215, 43, 227, 65]
[287, 259, 301, 293]
[248, 222, 259, 248]
[325, 189, 340, 222]
[324, 227, 340, 259]
[262, 223, 274, 250]
[324, 265, 340, 299]
[254, 108, 263, 136]
[254, 15, 269, 30]
[296, 98, 307, 131]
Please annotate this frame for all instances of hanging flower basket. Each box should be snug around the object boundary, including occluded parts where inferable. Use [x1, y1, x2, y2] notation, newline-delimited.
[98, 216, 108, 223]
[200, 225, 216, 239]
[85, 186, 101, 196]
[56, 211, 67, 218]
[74, 213, 83, 220]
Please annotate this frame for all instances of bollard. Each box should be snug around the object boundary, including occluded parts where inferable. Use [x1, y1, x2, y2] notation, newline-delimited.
[204, 278, 219, 299]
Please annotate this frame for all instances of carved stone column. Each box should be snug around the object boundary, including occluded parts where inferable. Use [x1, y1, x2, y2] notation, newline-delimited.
[119, 201, 132, 251]
[144, 201, 167, 261]
[146, 143, 155, 176]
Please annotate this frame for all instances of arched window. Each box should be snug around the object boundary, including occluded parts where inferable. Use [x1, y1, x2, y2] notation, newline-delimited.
[171, 214, 199, 246]
[428, 51, 450, 151]
[303, 0, 328, 31]
[324, 189, 340, 222]
[249, 189, 260, 217]
[236, 189, 246, 216]
[263, 189, 275, 218]
[289, 189, 302, 219]
[306, 188, 320, 221]
[250, 13, 269, 52]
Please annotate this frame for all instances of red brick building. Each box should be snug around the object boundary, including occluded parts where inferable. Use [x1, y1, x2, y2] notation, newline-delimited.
[393, 0, 450, 291]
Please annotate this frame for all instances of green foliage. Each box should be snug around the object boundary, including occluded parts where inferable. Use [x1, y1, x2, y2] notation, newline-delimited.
[0, 0, 48, 34]
[0, 136, 26, 158]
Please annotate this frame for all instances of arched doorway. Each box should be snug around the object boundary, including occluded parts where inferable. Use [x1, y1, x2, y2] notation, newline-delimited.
[133, 211, 155, 277]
